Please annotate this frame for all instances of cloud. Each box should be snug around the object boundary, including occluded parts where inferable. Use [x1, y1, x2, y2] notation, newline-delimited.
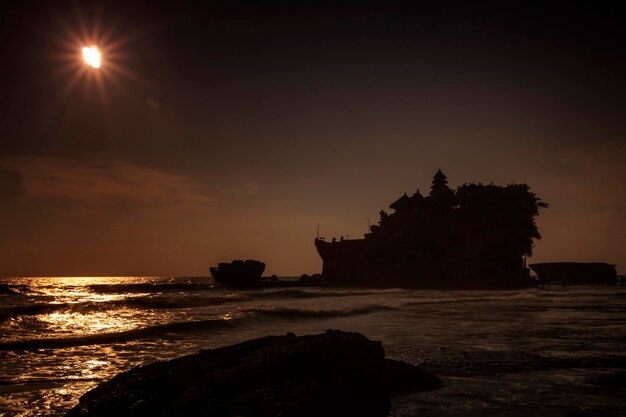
[0, 157, 222, 276]
[0, 168, 25, 203]
[146, 97, 160, 111]
[0, 168, 43, 239]
[1, 157, 214, 209]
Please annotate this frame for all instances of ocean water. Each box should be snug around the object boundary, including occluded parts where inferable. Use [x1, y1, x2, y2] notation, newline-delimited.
[1, 276, 625, 417]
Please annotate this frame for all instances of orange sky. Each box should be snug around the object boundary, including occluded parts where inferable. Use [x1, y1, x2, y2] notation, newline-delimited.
[1, 3, 624, 276]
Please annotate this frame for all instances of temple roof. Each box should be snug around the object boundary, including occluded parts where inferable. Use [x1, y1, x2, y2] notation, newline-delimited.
[389, 193, 410, 210]
[430, 169, 449, 194]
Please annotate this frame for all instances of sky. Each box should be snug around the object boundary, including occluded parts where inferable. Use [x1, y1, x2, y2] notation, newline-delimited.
[1, 1, 625, 276]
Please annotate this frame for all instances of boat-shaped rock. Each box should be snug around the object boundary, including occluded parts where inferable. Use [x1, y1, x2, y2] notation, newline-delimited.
[210, 259, 266, 287]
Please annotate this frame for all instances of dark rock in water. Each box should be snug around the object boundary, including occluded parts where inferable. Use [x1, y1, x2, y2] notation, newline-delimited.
[566, 410, 620, 417]
[383, 358, 442, 395]
[210, 259, 265, 287]
[530, 262, 617, 286]
[65, 330, 441, 417]
[585, 371, 626, 387]
[299, 273, 325, 285]
[0, 284, 18, 295]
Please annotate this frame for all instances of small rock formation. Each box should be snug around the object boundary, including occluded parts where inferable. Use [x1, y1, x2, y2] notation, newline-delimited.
[383, 358, 442, 395]
[0, 284, 18, 295]
[66, 330, 441, 417]
[529, 262, 617, 286]
[210, 259, 265, 287]
[585, 371, 626, 387]
[298, 273, 324, 285]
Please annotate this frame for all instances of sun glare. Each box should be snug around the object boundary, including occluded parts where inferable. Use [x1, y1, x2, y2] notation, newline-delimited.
[82, 45, 102, 68]
[49, 8, 146, 110]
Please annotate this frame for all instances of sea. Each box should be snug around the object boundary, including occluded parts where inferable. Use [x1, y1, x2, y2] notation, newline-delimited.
[1, 276, 625, 417]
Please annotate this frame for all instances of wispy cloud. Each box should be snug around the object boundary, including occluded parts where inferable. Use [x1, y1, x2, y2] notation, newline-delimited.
[1, 156, 214, 209]
[0, 168, 26, 203]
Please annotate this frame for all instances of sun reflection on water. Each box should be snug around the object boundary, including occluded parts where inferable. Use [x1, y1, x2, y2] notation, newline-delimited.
[41, 310, 140, 336]
[1, 277, 180, 343]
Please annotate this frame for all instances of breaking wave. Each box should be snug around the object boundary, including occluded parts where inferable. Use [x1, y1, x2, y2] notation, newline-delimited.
[0, 289, 388, 322]
[247, 289, 379, 299]
[0, 318, 238, 350]
[0, 304, 72, 322]
[247, 304, 398, 318]
[0, 304, 398, 350]
[0, 295, 250, 322]
[87, 283, 216, 293]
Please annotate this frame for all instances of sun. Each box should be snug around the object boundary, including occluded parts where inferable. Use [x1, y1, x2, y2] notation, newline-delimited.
[82, 46, 102, 68]
[47, 6, 147, 110]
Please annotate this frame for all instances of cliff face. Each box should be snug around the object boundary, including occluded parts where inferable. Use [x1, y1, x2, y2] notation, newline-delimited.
[315, 171, 546, 289]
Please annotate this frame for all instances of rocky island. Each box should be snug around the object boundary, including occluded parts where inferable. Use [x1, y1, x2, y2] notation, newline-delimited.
[316, 170, 548, 289]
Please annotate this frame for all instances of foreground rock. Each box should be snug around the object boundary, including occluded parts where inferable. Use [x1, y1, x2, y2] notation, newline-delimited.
[66, 330, 441, 417]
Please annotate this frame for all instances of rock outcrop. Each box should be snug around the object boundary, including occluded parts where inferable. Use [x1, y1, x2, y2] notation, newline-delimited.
[0, 284, 18, 295]
[585, 371, 626, 387]
[66, 330, 441, 417]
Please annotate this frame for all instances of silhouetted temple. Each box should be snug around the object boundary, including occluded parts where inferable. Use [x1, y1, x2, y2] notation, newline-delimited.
[315, 170, 548, 289]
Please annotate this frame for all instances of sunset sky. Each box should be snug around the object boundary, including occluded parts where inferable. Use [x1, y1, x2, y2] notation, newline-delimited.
[1, 2, 625, 276]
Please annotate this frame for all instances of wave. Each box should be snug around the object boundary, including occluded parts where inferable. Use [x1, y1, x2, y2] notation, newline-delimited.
[0, 318, 238, 351]
[0, 377, 102, 386]
[247, 289, 380, 299]
[123, 294, 249, 309]
[247, 304, 398, 318]
[0, 295, 250, 321]
[422, 350, 626, 376]
[87, 284, 383, 299]
[402, 293, 540, 307]
[548, 304, 626, 312]
[0, 289, 387, 321]
[0, 303, 74, 322]
[0, 303, 399, 350]
[87, 283, 216, 293]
